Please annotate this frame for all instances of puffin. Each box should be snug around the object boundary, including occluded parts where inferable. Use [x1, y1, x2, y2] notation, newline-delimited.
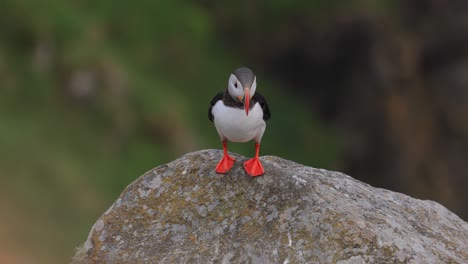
[208, 67, 271, 177]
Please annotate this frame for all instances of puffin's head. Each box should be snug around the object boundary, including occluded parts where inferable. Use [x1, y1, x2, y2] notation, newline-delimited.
[228, 67, 257, 116]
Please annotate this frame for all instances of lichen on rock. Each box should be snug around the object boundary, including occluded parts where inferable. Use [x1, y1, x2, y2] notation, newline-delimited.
[73, 149, 468, 263]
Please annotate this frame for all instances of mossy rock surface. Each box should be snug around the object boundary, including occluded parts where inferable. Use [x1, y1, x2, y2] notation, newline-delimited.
[74, 150, 468, 263]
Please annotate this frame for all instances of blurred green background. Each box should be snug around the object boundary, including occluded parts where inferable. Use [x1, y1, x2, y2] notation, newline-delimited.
[1, 0, 468, 263]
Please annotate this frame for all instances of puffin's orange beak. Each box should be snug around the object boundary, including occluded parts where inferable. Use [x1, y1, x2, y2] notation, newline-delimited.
[244, 87, 250, 116]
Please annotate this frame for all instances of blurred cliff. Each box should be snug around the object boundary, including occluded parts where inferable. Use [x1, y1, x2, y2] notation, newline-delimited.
[1, 0, 467, 263]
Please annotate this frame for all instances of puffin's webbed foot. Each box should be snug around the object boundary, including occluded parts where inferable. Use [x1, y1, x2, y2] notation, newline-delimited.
[215, 155, 235, 173]
[243, 157, 264, 177]
[243, 142, 264, 177]
[216, 140, 235, 173]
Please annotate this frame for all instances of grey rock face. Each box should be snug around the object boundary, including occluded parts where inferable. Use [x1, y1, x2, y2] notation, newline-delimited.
[74, 150, 468, 263]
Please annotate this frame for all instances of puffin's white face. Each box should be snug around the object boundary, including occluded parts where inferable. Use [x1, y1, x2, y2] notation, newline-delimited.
[250, 76, 257, 97]
[228, 74, 257, 102]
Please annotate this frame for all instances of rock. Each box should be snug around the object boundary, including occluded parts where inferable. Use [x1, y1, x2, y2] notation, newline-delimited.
[73, 149, 468, 263]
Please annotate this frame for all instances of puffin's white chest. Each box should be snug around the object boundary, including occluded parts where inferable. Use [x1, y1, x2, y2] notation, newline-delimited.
[212, 101, 266, 143]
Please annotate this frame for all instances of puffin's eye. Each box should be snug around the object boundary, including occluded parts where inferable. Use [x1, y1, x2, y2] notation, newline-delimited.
[234, 82, 238, 88]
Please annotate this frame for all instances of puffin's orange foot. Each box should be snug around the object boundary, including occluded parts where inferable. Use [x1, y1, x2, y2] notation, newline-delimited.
[243, 158, 264, 177]
[215, 155, 235, 174]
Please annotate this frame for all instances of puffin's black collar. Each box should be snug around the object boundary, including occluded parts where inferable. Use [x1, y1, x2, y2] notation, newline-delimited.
[223, 88, 256, 110]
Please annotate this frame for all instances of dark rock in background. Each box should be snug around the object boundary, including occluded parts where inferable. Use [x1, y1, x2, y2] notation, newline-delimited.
[73, 150, 468, 263]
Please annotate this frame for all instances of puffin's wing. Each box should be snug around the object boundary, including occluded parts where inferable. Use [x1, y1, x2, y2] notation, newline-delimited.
[253, 92, 271, 121]
[208, 92, 224, 122]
